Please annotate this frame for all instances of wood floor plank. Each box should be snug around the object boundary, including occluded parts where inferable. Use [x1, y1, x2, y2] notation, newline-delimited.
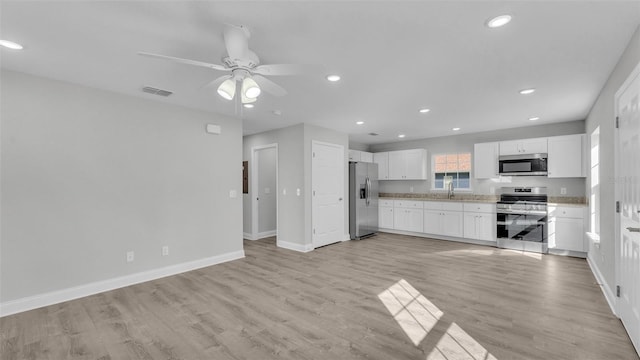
[1, 233, 638, 359]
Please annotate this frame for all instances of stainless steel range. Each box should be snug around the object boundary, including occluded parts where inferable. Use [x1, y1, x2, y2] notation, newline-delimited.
[496, 187, 548, 253]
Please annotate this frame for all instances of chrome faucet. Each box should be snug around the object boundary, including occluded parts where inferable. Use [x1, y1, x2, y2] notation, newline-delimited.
[447, 181, 454, 199]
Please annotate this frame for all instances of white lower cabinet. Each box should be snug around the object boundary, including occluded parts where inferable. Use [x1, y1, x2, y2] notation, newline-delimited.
[379, 206, 394, 229]
[393, 200, 424, 232]
[463, 213, 495, 241]
[423, 202, 463, 237]
[462, 203, 496, 241]
[548, 205, 586, 252]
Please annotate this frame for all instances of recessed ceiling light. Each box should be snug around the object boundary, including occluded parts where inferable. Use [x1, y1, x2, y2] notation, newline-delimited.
[419, 108, 430, 113]
[528, 117, 540, 121]
[272, 110, 282, 116]
[0, 40, 23, 50]
[486, 15, 512, 28]
[398, 134, 406, 138]
[452, 127, 461, 131]
[326, 74, 341, 82]
[243, 103, 254, 109]
[356, 121, 364, 125]
[519, 88, 536, 95]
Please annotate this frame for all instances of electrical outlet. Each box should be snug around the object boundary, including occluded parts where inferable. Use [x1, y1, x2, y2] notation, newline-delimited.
[126, 251, 134, 262]
[560, 187, 567, 195]
[296, 188, 301, 196]
[162, 246, 169, 256]
[409, 186, 414, 193]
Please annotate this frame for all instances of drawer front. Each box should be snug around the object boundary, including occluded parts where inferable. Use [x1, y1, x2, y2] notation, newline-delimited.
[394, 200, 423, 209]
[442, 202, 464, 212]
[549, 206, 585, 219]
[463, 203, 495, 213]
[379, 199, 394, 207]
[423, 201, 445, 210]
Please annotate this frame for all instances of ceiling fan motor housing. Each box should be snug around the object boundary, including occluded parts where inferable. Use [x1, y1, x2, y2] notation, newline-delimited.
[222, 56, 259, 70]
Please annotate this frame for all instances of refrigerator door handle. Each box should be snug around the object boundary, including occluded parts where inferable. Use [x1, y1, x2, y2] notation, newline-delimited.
[365, 177, 371, 206]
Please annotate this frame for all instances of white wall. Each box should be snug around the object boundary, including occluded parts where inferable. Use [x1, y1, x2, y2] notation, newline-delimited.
[369, 120, 586, 196]
[243, 123, 349, 249]
[586, 25, 640, 298]
[243, 124, 305, 247]
[0, 71, 243, 307]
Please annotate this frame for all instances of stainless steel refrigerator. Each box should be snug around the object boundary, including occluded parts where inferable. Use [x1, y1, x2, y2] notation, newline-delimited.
[349, 161, 379, 239]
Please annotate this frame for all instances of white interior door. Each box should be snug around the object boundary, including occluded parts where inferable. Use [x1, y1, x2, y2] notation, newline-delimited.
[312, 141, 344, 248]
[616, 62, 640, 354]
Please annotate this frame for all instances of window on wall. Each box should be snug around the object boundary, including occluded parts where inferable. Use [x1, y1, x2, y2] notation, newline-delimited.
[589, 127, 600, 242]
[432, 153, 472, 190]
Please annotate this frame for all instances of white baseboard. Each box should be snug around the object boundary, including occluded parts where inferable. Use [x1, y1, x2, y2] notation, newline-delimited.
[243, 230, 276, 240]
[277, 240, 314, 253]
[0, 250, 245, 317]
[587, 253, 617, 316]
[343, 233, 351, 241]
[257, 230, 276, 239]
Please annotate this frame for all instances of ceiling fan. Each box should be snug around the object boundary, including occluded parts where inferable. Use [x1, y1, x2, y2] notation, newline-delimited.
[139, 24, 317, 105]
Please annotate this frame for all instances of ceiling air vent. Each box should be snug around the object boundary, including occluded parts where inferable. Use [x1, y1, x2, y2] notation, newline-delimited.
[142, 86, 173, 97]
[369, 132, 379, 136]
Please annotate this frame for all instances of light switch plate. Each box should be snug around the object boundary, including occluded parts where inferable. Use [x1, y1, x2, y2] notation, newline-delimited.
[206, 124, 221, 134]
[229, 190, 237, 198]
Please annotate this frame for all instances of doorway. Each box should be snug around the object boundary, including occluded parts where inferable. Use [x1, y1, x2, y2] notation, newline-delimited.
[311, 140, 345, 248]
[251, 144, 278, 240]
[615, 60, 640, 354]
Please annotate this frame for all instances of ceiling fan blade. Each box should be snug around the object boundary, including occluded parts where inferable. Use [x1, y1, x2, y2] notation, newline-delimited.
[252, 64, 323, 76]
[202, 75, 231, 91]
[138, 52, 228, 72]
[252, 74, 287, 97]
[223, 24, 250, 60]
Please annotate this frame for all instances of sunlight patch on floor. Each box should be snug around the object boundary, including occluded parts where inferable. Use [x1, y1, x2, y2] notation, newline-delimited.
[379, 279, 498, 359]
[426, 322, 498, 360]
[377, 279, 443, 345]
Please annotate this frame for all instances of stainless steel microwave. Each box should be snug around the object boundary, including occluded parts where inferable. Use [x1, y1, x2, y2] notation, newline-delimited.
[498, 153, 548, 176]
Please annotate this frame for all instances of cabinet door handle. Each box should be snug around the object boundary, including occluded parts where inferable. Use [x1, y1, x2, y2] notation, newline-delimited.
[626, 227, 640, 233]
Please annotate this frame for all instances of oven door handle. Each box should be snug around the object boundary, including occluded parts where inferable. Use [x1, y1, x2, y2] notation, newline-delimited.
[496, 210, 547, 215]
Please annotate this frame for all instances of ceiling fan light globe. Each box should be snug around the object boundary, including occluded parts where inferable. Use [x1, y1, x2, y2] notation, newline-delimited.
[217, 79, 236, 100]
[243, 77, 261, 99]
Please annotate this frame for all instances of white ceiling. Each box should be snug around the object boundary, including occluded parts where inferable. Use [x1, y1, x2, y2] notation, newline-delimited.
[2, 1, 639, 144]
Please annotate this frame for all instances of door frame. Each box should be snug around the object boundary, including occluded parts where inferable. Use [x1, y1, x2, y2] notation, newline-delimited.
[311, 140, 345, 248]
[251, 143, 278, 240]
[614, 59, 640, 353]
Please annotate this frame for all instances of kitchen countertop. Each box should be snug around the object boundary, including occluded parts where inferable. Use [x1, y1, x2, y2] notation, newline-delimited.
[380, 193, 587, 206]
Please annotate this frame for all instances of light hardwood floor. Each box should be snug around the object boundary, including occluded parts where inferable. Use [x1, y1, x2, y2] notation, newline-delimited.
[1, 233, 638, 360]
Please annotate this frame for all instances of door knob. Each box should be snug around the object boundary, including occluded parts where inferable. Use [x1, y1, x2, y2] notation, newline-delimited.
[339, 198, 343, 201]
[626, 227, 640, 233]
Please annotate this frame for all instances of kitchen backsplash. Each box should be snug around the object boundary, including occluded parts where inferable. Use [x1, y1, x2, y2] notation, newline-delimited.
[378, 176, 586, 197]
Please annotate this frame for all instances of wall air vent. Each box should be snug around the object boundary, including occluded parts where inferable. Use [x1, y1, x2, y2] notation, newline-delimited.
[368, 132, 379, 136]
[142, 86, 173, 97]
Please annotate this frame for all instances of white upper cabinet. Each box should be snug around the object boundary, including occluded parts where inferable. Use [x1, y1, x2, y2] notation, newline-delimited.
[387, 149, 427, 180]
[360, 151, 373, 163]
[547, 134, 586, 178]
[349, 149, 373, 163]
[474, 142, 499, 179]
[373, 152, 389, 180]
[499, 137, 548, 155]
